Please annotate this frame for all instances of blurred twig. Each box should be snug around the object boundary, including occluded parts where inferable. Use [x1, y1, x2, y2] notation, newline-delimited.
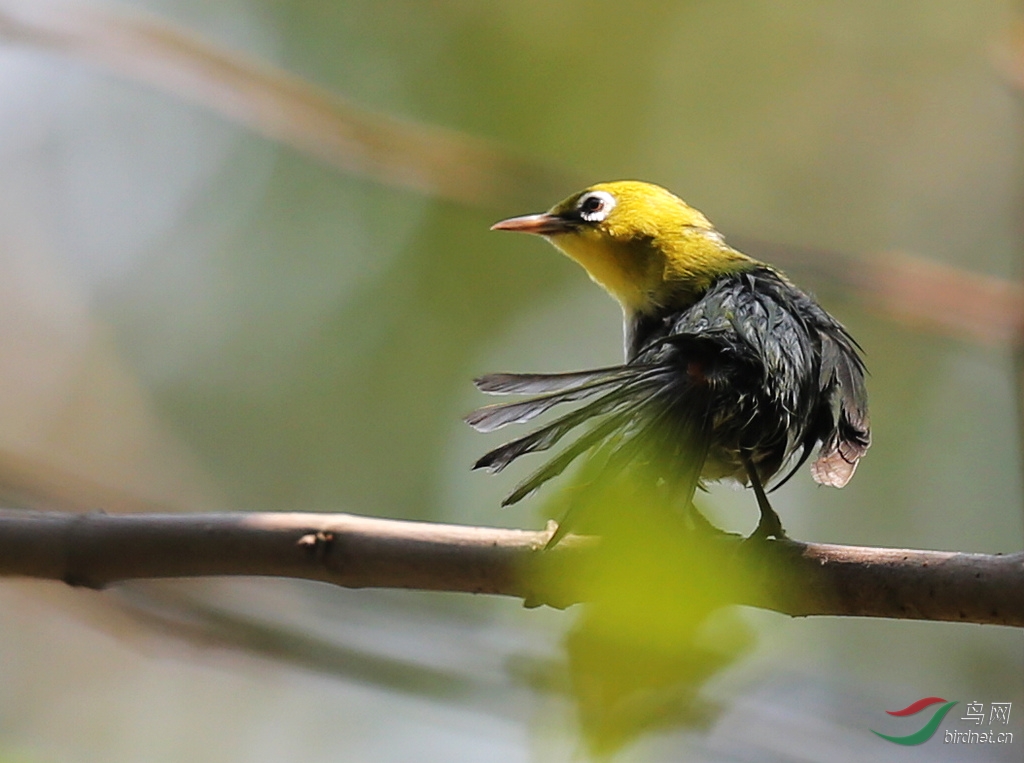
[116, 586, 486, 701]
[991, 21, 1024, 518]
[0, 509, 1021, 627]
[0, 0, 572, 209]
[0, 448, 181, 514]
[0, 1, 1021, 350]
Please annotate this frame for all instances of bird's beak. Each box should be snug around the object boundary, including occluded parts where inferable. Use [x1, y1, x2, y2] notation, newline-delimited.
[490, 213, 573, 236]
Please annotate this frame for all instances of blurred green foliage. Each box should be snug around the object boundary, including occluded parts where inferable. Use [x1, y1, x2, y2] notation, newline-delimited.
[529, 461, 758, 756]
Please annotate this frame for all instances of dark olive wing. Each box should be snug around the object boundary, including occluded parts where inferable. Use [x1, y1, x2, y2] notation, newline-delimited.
[651, 268, 869, 489]
[811, 330, 870, 487]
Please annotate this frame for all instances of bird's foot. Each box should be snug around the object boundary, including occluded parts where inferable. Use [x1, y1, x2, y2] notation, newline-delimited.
[744, 510, 786, 543]
[739, 453, 787, 543]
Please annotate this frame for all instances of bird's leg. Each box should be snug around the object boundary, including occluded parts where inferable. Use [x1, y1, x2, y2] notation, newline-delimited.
[741, 452, 786, 540]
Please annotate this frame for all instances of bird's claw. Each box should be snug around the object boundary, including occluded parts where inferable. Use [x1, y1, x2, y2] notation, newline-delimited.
[744, 511, 786, 543]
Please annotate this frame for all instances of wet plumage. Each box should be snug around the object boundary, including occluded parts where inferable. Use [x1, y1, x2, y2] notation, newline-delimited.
[469, 181, 869, 543]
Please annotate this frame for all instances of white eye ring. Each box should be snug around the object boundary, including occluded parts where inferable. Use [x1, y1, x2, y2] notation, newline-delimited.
[577, 190, 616, 222]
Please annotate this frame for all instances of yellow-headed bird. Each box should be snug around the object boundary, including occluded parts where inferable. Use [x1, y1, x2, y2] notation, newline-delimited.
[468, 181, 869, 544]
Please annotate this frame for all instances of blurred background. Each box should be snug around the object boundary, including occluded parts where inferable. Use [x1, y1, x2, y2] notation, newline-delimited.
[0, 0, 1020, 760]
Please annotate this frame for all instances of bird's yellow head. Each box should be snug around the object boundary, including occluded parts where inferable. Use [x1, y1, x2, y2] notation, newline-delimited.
[492, 181, 755, 315]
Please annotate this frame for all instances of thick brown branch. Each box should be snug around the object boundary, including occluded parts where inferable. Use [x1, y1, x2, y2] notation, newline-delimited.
[0, 510, 1020, 627]
[743, 541, 1024, 625]
[0, 510, 544, 596]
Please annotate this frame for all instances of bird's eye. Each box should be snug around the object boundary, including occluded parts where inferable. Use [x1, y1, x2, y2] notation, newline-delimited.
[577, 191, 616, 222]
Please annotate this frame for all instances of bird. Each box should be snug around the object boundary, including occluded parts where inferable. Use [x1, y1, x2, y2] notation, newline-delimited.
[467, 181, 869, 546]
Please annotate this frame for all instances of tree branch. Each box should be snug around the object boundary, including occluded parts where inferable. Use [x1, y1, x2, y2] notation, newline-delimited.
[0, 509, 1020, 627]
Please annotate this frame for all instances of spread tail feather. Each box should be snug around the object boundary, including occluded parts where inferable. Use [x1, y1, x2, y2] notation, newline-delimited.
[813, 333, 870, 487]
[471, 377, 650, 474]
[544, 414, 711, 547]
[473, 366, 635, 395]
[502, 407, 640, 507]
[465, 375, 637, 433]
